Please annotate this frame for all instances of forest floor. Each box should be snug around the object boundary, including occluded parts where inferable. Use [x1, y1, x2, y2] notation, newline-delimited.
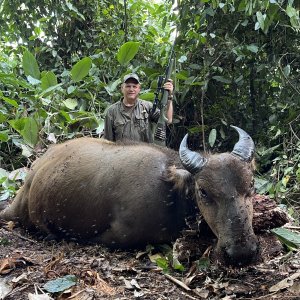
[0, 216, 299, 300]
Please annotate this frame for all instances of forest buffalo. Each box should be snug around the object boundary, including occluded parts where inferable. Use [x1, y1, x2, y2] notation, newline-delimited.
[0, 126, 258, 266]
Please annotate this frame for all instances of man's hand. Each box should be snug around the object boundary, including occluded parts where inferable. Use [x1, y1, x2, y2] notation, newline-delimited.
[163, 79, 173, 94]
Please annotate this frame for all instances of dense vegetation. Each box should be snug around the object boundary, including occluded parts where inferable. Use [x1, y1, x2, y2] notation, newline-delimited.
[0, 0, 299, 220]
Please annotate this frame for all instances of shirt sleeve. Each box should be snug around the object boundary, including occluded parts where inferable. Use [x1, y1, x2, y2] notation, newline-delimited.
[103, 107, 115, 141]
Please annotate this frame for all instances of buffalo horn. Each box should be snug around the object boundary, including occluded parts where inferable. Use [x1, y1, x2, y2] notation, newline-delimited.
[231, 125, 255, 162]
[179, 134, 207, 174]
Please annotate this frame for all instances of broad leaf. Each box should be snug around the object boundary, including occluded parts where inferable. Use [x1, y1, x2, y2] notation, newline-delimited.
[117, 42, 140, 65]
[2, 97, 18, 108]
[9, 117, 39, 147]
[246, 44, 258, 53]
[8, 118, 26, 132]
[43, 275, 77, 293]
[22, 50, 40, 79]
[139, 92, 155, 101]
[212, 76, 231, 84]
[41, 71, 58, 90]
[271, 227, 300, 250]
[0, 131, 9, 142]
[63, 98, 78, 110]
[22, 118, 39, 147]
[208, 128, 217, 147]
[71, 57, 92, 82]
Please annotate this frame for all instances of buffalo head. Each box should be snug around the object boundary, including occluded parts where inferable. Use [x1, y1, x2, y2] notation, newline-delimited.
[179, 126, 258, 266]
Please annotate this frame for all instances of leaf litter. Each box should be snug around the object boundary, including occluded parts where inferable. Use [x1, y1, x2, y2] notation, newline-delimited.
[0, 216, 299, 299]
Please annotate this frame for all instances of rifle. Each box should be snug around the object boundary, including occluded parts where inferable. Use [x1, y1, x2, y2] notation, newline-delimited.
[153, 44, 175, 146]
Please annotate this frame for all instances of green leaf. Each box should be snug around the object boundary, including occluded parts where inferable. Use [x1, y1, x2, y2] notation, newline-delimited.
[67, 85, 76, 94]
[283, 65, 290, 77]
[9, 117, 39, 147]
[286, 5, 297, 18]
[212, 76, 231, 84]
[21, 118, 39, 147]
[39, 83, 63, 97]
[27, 75, 41, 85]
[43, 275, 77, 293]
[41, 71, 58, 90]
[8, 118, 26, 132]
[2, 97, 18, 108]
[155, 257, 169, 272]
[197, 257, 210, 270]
[22, 50, 40, 79]
[0, 131, 9, 142]
[246, 44, 258, 53]
[63, 98, 78, 110]
[0, 113, 7, 123]
[256, 11, 264, 28]
[59, 111, 72, 122]
[71, 57, 92, 82]
[271, 227, 300, 250]
[117, 41, 140, 65]
[139, 92, 155, 101]
[0, 168, 9, 179]
[176, 72, 188, 80]
[208, 128, 217, 147]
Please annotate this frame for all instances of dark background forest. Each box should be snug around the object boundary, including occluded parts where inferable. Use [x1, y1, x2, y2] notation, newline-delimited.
[0, 0, 299, 220]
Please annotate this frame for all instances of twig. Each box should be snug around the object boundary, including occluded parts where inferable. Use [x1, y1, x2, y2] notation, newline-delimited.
[164, 273, 191, 292]
[5, 284, 31, 298]
[165, 274, 209, 300]
[1, 227, 38, 244]
[243, 293, 300, 300]
[283, 225, 300, 230]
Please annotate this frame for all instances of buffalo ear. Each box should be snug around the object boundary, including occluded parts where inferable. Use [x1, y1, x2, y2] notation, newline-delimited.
[165, 166, 193, 194]
[179, 134, 207, 174]
[231, 126, 255, 162]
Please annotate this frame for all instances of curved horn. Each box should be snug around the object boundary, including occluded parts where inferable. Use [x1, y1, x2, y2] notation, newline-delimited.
[231, 125, 255, 162]
[179, 134, 207, 174]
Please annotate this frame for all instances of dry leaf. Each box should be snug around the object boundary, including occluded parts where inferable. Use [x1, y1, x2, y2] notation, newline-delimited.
[0, 278, 13, 298]
[269, 272, 300, 292]
[6, 221, 15, 230]
[12, 273, 28, 284]
[288, 281, 300, 295]
[0, 257, 16, 274]
[28, 292, 54, 300]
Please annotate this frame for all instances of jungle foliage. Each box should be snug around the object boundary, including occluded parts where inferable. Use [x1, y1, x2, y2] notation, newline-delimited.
[0, 0, 299, 217]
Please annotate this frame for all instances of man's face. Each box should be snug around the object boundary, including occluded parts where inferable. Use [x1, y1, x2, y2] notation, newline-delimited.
[121, 79, 141, 101]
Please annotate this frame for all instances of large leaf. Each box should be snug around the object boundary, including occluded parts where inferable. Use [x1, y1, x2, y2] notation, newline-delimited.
[117, 42, 140, 65]
[271, 227, 300, 250]
[0, 131, 9, 142]
[43, 275, 77, 293]
[22, 50, 40, 79]
[212, 76, 231, 84]
[208, 128, 217, 147]
[9, 117, 39, 147]
[22, 118, 39, 147]
[70, 57, 92, 82]
[139, 92, 155, 101]
[2, 97, 18, 108]
[63, 98, 78, 110]
[41, 71, 58, 90]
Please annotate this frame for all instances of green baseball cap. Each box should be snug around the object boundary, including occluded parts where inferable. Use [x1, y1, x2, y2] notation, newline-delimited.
[123, 73, 140, 83]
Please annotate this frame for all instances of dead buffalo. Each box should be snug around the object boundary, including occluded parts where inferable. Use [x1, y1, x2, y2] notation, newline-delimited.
[0, 126, 258, 266]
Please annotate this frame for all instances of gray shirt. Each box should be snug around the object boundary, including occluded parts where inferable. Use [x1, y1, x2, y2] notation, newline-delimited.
[104, 98, 160, 143]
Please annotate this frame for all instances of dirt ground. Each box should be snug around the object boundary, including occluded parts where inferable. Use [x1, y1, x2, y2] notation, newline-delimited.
[0, 218, 299, 300]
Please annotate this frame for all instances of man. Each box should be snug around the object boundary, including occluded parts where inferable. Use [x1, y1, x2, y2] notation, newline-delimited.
[104, 73, 173, 143]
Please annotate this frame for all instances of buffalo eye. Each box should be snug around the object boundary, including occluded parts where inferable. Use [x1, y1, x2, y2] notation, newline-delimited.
[198, 188, 208, 199]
